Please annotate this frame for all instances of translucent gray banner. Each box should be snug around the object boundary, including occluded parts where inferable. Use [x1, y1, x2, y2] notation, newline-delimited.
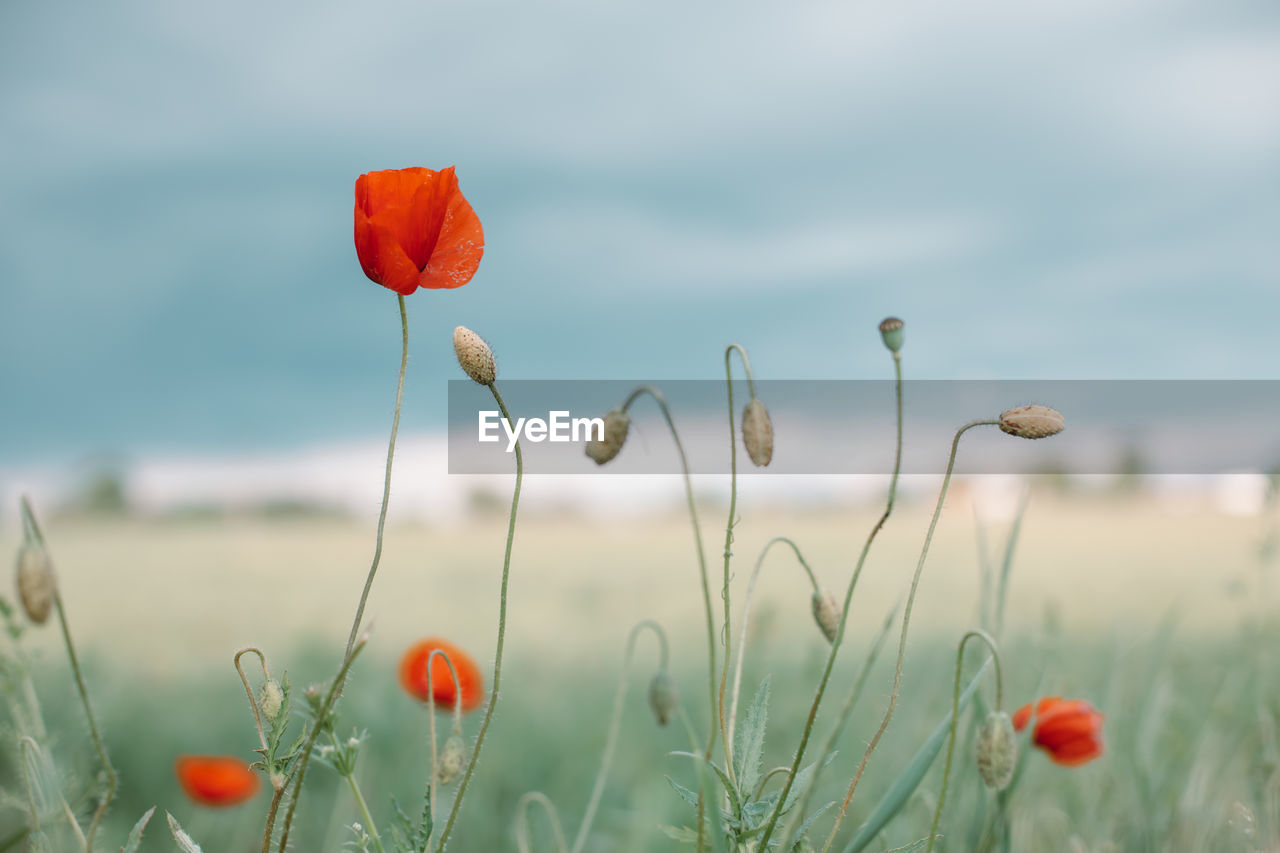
[446, 380, 1280, 475]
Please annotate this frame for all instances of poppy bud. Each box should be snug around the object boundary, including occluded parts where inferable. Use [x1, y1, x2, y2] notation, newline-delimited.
[975, 711, 1017, 790]
[258, 679, 284, 724]
[648, 670, 679, 726]
[741, 399, 774, 467]
[998, 405, 1065, 439]
[15, 542, 55, 625]
[878, 317, 904, 353]
[585, 409, 630, 465]
[438, 735, 466, 784]
[452, 326, 496, 386]
[810, 589, 840, 644]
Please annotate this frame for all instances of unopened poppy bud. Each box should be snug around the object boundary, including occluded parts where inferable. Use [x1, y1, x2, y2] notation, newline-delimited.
[585, 409, 630, 465]
[810, 589, 839, 644]
[15, 542, 55, 625]
[648, 670, 679, 726]
[437, 735, 466, 784]
[258, 679, 284, 724]
[975, 711, 1017, 790]
[878, 317, 904, 353]
[998, 405, 1064, 439]
[741, 399, 774, 467]
[452, 326, 496, 385]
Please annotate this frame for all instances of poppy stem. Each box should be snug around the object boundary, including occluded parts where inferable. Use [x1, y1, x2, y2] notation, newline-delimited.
[926, 630, 1003, 853]
[333, 740, 385, 853]
[234, 648, 272, 753]
[433, 381, 523, 853]
[514, 792, 569, 853]
[819, 419, 999, 853]
[424, 648, 463, 834]
[273, 293, 406, 851]
[20, 498, 116, 852]
[570, 620, 669, 853]
[756, 352, 905, 851]
[726, 537, 819, 749]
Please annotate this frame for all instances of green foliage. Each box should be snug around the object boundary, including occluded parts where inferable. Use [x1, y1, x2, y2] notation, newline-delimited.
[165, 812, 202, 852]
[121, 807, 155, 853]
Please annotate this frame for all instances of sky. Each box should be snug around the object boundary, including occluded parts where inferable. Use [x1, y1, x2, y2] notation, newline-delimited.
[1, 0, 1278, 472]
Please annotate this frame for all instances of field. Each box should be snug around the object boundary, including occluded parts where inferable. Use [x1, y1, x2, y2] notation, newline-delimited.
[3, 490, 1277, 851]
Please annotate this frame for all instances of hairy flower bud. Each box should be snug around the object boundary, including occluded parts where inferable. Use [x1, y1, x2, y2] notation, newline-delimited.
[452, 326, 496, 385]
[15, 542, 55, 625]
[811, 589, 840, 644]
[975, 711, 1017, 790]
[258, 679, 284, 724]
[585, 409, 630, 465]
[741, 399, 774, 467]
[998, 405, 1064, 439]
[437, 734, 466, 784]
[878, 317, 904, 353]
[648, 670, 679, 726]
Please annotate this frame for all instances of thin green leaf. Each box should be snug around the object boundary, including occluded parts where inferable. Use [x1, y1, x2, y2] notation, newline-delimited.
[666, 776, 701, 808]
[165, 812, 203, 852]
[734, 676, 771, 797]
[121, 806, 155, 853]
[788, 801, 835, 849]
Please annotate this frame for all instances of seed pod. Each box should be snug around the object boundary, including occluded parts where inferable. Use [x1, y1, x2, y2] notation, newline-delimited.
[585, 409, 630, 465]
[15, 542, 55, 625]
[258, 679, 284, 724]
[998, 405, 1064, 439]
[437, 735, 466, 784]
[810, 589, 840, 644]
[878, 317, 904, 353]
[741, 398, 774, 467]
[452, 326, 496, 386]
[648, 669, 679, 726]
[975, 711, 1017, 790]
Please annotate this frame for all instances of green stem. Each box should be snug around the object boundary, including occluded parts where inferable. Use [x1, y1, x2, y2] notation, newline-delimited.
[433, 382, 523, 852]
[275, 294, 407, 851]
[570, 620, 668, 853]
[514, 793, 569, 853]
[756, 353, 905, 850]
[424, 649, 463, 837]
[820, 420, 998, 853]
[925, 630, 1003, 853]
[334, 740, 385, 853]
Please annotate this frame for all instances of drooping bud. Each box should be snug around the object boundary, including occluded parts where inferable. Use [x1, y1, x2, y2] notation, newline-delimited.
[15, 542, 55, 625]
[258, 679, 284, 724]
[585, 409, 630, 465]
[810, 589, 840, 644]
[437, 735, 466, 784]
[741, 399, 774, 467]
[878, 317, 904, 353]
[452, 326, 496, 386]
[648, 669, 679, 726]
[975, 711, 1017, 790]
[998, 405, 1064, 439]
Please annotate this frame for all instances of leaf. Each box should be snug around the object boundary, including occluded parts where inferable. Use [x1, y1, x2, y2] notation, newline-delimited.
[121, 806, 155, 853]
[165, 812, 203, 852]
[734, 676, 771, 798]
[841, 658, 993, 853]
[666, 776, 701, 808]
[788, 801, 835, 850]
[882, 838, 936, 853]
[668, 751, 740, 817]
[660, 825, 701, 844]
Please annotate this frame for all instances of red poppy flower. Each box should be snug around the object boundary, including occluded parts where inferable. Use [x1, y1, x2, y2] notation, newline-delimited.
[175, 755, 260, 806]
[1012, 696, 1105, 767]
[353, 166, 484, 295]
[398, 637, 485, 712]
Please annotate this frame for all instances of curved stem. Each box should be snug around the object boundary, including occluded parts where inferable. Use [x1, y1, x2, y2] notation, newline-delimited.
[569, 620, 668, 853]
[753, 766, 793, 801]
[433, 382, 524, 852]
[926, 630, 1003, 853]
[234, 648, 271, 753]
[820, 419, 998, 853]
[425, 649, 464, 835]
[756, 352, 905, 849]
[515, 793, 569, 853]
[21, 497, 116, 852]
[727, 537, 819, 746]
[275, 294, 407, 851]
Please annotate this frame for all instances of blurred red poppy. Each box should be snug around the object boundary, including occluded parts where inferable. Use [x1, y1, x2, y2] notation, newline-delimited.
[1012, 696, 1105, 766]
[175, 755, 260, 806]
[354, 166, 484, 295]
[399, 637, 485, 712]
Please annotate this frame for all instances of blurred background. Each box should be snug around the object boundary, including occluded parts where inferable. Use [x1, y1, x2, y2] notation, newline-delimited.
[2, 0, 1279, 849]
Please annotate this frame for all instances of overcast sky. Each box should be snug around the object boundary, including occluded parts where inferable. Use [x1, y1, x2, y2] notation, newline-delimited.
[2, 0, 1278, 466]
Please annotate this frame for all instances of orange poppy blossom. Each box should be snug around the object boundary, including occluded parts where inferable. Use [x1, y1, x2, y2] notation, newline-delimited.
[175, 755, 260, 806]
[398, 637, 485, 712]
[353, 166, 484, 295]
[1012, 696, 1105, 766]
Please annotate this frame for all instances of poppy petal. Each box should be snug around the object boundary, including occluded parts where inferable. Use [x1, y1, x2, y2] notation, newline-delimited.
[355, 167, 437, 219]
[418, 184, 484, 290]
[354, 208, 422, 295]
